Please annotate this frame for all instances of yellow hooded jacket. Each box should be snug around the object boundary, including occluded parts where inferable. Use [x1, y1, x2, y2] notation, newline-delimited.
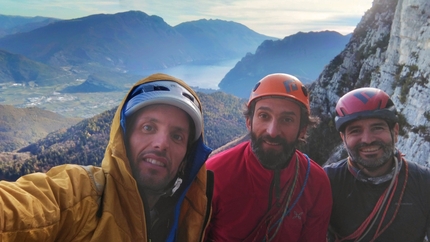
[0, 73, 213, 241]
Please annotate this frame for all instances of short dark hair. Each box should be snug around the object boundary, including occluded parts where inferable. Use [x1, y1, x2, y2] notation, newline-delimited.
[244, 98, 320, 144]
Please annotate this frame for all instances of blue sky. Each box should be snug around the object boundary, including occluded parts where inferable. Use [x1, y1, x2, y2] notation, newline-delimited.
[1, 0, 373, 38]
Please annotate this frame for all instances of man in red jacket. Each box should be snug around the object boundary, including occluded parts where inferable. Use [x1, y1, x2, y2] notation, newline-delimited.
[205, 73, 332, 242]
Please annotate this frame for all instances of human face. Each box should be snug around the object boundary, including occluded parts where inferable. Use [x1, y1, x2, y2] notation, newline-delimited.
[341, 118, 399, 175]
[127, 104, 190, 193]
[246, 98, 306, 169]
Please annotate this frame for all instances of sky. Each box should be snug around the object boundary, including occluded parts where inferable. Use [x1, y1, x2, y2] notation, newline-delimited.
[0, 0, 374, 38]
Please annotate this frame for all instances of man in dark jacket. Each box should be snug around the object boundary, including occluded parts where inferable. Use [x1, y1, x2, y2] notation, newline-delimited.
[324, 87, 430, 242]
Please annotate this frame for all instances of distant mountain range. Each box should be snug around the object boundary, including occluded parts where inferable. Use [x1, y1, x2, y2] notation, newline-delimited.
[0, 11, 350, 98]
[0, 11, 274, 79]
[0, 14, 59, 38]
[2, 0, 429, 179]
[0, 49, 74, 86]
[219, 31, 351, 98]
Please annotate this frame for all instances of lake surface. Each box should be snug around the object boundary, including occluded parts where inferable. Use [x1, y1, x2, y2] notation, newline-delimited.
[142, 59, 240, 90]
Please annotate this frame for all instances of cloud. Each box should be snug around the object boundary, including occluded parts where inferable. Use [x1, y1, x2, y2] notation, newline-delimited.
[0, 0, 373, 37]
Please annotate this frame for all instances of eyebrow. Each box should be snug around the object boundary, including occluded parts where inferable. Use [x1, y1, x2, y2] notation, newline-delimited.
[256, 106, 298, 116]
[347, 121, 387, 130]
[142, 117, 189, 133]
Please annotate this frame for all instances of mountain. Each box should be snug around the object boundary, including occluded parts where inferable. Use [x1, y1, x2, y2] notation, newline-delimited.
[218, 31, 351, 98]
[175, 19, 276, 61]
[306, 0, 430, 166]
[0, 14, 59, 38]
[0, 11, 274, 77]
[3, 0, 429, 175]
[0, 104, 81, 152]
[60, 72, 140, 93]
[0, 49, 74, 86]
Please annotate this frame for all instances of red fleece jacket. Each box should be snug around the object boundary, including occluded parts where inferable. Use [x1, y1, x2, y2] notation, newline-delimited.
[205, 141, 332, 242]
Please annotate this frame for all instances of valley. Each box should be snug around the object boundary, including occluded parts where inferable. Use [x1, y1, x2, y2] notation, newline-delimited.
[0, 82, 125, 118]
[0, 58, 240, 118]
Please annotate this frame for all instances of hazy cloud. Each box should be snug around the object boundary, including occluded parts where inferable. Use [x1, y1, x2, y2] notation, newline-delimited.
[1, 0, 373, 38]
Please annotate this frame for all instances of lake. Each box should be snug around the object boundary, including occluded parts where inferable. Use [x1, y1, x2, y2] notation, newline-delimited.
[142, 59, 240, 90]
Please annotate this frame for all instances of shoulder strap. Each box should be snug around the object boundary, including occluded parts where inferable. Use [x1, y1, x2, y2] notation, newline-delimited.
[80, 165, 106, 218]
[200, 170, 214, 240]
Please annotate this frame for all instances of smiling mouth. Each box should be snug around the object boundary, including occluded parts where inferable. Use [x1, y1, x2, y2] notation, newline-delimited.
[360, 146, 381, 153]
[144, 158, 165, 167]
[263, 139, 281, 146]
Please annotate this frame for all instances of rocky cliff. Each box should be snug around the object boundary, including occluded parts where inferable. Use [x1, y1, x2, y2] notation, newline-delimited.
[309, 0, 430, 166]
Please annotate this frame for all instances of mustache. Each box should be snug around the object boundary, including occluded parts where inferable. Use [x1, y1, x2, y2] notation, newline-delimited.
[355, 140, 386, 149]
[138, 150, 167, 160]
[259, 135, 287, 144]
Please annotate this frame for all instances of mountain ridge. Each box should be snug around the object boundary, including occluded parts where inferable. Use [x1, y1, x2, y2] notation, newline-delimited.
[0, 11, 274, 76]
[0, 104, 81, 152]
[218, 30, 351, 98]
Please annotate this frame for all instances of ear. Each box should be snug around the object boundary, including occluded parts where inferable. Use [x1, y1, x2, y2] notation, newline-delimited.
[246, 116, 252, 131]
[299, 126, 307, 139]
[393, 123, 399, 143]
[340, 132, 345, 142]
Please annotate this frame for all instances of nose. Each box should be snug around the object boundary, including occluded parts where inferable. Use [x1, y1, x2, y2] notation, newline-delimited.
[360, 129, 375, 144]
[151, 132, 169, 150]
[266, 120, 280, 137]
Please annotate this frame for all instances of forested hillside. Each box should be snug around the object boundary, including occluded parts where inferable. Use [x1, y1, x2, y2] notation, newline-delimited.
[0, 105, 80, 152]
[0, 91, 247, 181]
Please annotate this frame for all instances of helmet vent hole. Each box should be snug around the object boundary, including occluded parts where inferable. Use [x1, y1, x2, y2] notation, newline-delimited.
[182, 92, 195, 102]
[153, 85, 169, 91]
[301, 86, 308, 97]
[339, 108, 347, 116]
[253, 82, 261, 92]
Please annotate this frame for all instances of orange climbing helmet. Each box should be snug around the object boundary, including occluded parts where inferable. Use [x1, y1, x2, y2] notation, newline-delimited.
[247, 73, 310, 113]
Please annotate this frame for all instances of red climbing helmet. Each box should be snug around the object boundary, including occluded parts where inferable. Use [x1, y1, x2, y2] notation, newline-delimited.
[335, 87, 398, 132]
[247, 73, 310, 113]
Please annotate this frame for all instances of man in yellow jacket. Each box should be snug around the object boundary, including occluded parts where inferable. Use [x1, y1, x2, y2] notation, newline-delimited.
[0, 73, 213, 242]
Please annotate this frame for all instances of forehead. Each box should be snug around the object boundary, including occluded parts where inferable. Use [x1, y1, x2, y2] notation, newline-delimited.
[345, 117, 388, 129]
[254, 97, 301, 113]
[134, 104, 190, 123]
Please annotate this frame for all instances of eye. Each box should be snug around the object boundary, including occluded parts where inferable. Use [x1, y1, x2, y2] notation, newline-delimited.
[172, 133, 185, 143]
[347, 128, 360, 135]
[142, 124, 154, 132]
[372, 125, 386, 132]
[281, 116, 294, 123]
[257, 112, 269, 120]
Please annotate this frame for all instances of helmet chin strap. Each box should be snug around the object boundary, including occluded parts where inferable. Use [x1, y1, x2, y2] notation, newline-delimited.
[143, 158, 186, 198]
[160, 176, 183, 197]
[161, 159, 186, 197]
[144, 174, 183, 197]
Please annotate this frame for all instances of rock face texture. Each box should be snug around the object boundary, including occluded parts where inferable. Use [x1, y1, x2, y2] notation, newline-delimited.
[309, 0, 430, 166]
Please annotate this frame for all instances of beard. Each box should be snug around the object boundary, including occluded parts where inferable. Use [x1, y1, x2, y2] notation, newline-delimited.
[346, 140, 394, 171]
[129, 150, 175, 194]
[250, 132, 297, 170]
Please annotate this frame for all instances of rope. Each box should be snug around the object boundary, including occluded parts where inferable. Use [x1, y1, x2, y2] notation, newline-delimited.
[334, 153, 408, 242]
[263, 154, 311, 242]
[371, 157, 408, 240]
[355, 157, 399, 242]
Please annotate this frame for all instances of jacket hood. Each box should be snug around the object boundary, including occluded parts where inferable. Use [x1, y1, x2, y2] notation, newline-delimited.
[101, 72, 211, 193]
